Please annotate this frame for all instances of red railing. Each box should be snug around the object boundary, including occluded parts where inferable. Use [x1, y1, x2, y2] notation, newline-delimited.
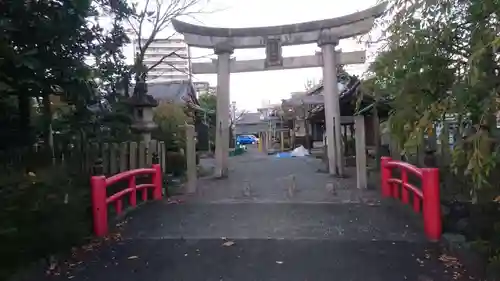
[380, 157, 441, 241]
[90, 164, 163, 237]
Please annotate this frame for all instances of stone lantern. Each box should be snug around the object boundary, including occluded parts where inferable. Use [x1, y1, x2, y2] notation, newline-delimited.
[126, 77, 158, 143]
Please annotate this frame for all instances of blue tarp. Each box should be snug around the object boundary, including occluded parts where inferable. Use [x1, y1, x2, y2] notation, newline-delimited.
[275, 152, 293, 158]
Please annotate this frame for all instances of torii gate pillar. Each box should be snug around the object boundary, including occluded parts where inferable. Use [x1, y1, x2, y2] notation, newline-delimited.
[319, 33, 344, 176]
[214, 44, 233, 178]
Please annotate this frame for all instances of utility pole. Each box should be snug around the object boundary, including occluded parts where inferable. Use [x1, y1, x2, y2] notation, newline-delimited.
[231, 101, 237, 122]
[187, 46, 193, 81]
[231, 101, 237, 147]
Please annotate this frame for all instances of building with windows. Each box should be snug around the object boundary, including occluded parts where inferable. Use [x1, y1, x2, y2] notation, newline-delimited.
[133, 37, 190, 83]
[193, 81, 209, 94]
[192, 81, 216, 97]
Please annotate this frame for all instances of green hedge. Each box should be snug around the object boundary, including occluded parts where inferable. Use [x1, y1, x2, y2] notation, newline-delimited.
[0, 167, 93, 279]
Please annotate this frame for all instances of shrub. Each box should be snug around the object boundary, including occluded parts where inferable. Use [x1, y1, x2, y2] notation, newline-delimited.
[153, 102, 188, 151]
[0, 167, 92, 279]
[165, 151, 186, 176]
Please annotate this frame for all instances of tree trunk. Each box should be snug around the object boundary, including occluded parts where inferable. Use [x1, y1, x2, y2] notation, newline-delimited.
[229, 122, 235, 148]
[18, 94, 32, 147]
[372, 105, 381, 169]
[41, 93, 54, 149]
[304, 118, 311, 152]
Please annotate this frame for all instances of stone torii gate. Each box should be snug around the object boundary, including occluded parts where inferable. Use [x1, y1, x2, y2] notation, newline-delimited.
[172, 3, 386, 179]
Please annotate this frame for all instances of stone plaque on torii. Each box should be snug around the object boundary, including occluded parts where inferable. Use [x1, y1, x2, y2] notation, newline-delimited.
[172, 2, 387, 183]
[265, 38, 283, 68]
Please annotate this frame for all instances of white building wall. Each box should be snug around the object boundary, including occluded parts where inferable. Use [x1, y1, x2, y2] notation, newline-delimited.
[133, 38, 190, 83]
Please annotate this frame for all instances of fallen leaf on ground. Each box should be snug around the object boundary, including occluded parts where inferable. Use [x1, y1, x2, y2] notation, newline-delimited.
[166, 198, 184, 205]
[222, 241, 235, 247]
[127, 256, 139, 260]
[439, 254, 462, 268]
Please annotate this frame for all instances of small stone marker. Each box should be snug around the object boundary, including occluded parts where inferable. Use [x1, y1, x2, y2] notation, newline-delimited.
[287, 174, 296, 197]
[222, 241, 235, 247]
[243, 181, 251, 197]
[326, 182, 338, 196]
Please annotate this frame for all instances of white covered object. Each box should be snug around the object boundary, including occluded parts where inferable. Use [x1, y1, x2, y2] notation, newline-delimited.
[290, 145, 310, 157]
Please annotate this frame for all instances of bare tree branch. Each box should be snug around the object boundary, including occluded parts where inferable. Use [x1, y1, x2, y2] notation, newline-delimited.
[125, 17, 140, 42]
[233, 110, 247, 123]
[146, 48, 185, 72]
[127, 0, 209, 81]
[230, 111, 247, 126]
[137, 0, 151, 51]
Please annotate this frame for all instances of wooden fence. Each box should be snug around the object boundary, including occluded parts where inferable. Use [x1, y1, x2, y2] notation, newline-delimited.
[0, 140, 167, 176]
[89, 140, 167, 175]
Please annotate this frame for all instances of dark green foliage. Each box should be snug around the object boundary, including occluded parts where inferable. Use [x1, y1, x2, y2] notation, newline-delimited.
[0, 0, 135, 149]
[0, 167, 93, 279]
[153, 102, 189, 153]
[165, 151, 187, 177]
[0, 0, 136, 278]
[0, 0, 207, 277]
[370, 0, 500, 272]
[198, 92, 217, 147]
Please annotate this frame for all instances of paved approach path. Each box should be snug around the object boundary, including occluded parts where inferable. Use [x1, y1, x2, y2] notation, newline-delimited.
[22, 146, 470, 281]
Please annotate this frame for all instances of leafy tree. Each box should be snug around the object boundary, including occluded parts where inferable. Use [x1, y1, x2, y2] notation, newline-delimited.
[1, 0, 94, 147]
[0, 1, 136, 278]
[0, 0, 135, 149]
[199, 90, 217, 111]
[198, 92, 247, 148]
[198, 91, 217, 147]
[154, 102, 189, 150]
[368, 0, 500, 202]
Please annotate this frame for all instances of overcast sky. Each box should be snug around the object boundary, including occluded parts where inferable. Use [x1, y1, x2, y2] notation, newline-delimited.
[124, 0, 382, 111]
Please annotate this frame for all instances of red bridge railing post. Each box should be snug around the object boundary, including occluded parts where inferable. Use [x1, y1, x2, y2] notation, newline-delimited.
[91, 175, 108, 237]
[90, 163, 163, 238]
[152, 164, 163, 200]
[421, 168, 441, 241]
[380, 157, 392, 197]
